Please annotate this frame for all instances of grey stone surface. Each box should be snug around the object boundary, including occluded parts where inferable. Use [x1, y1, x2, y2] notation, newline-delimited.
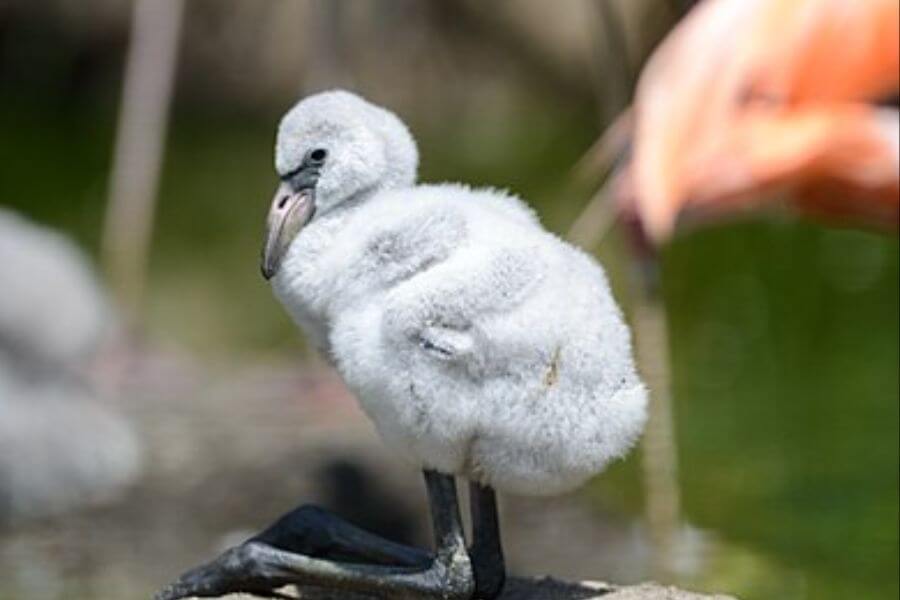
[189, 577, 736, 599]
[497, 578, 735, 599]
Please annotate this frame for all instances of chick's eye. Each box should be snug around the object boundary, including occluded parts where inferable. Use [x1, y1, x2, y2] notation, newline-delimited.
[309, 148, 328, 163]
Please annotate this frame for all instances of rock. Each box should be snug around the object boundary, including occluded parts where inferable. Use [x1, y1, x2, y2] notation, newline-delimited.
[498, 578, 735, 599]
[183, 577, 735, 599]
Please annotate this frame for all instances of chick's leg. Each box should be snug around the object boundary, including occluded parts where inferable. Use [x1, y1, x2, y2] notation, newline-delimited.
[468, 482, 506, 599]
[156, 471, 475, 600]
[250, 503, 431, 567]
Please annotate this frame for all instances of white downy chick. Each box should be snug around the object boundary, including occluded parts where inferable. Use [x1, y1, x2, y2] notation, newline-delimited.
[264, 91, 646, 496]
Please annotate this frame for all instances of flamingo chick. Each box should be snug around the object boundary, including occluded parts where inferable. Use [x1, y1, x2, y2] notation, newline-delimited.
[158, 91, 646, 600]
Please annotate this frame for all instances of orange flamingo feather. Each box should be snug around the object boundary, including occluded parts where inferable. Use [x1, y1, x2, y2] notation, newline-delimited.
[625, 0, 899, 241]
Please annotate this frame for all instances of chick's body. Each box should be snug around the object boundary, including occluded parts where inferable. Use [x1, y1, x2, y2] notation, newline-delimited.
[272, 182, 646, 496]
[157, 90, 647, 600]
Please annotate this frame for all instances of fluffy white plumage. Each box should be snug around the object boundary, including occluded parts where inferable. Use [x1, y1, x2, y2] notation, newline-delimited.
[270, 91, 647, 496]
[0, 208, 110, 367]
[0, 210, 140, 522]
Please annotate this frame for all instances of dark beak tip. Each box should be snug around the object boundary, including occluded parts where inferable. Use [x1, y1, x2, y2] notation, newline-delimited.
[260, 254, 278, 280]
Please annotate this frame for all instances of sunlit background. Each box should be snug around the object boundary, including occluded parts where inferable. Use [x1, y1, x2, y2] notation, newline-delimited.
[0, 2, 897, 600]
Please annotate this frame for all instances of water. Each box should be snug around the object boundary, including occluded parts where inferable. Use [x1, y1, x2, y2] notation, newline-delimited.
[664, 223, 899, 600]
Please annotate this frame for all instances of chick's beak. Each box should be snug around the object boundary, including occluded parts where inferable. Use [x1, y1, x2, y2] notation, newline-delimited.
[261, 182, 316, 280]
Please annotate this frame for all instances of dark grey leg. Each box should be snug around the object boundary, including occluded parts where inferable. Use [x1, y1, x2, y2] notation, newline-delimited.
[155, 471, 474, 600]
[250, 504, 430, 567]
[468, 483, 506, 599]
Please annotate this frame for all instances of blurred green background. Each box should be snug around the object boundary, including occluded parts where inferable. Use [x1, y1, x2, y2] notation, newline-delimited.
[0, 2, 897, 600]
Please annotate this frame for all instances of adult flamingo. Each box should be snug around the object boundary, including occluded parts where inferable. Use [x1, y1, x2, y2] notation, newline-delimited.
[619, 0, 899, 242]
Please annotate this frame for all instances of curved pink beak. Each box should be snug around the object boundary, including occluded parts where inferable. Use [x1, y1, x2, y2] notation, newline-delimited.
[261, 182, 316, 280]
